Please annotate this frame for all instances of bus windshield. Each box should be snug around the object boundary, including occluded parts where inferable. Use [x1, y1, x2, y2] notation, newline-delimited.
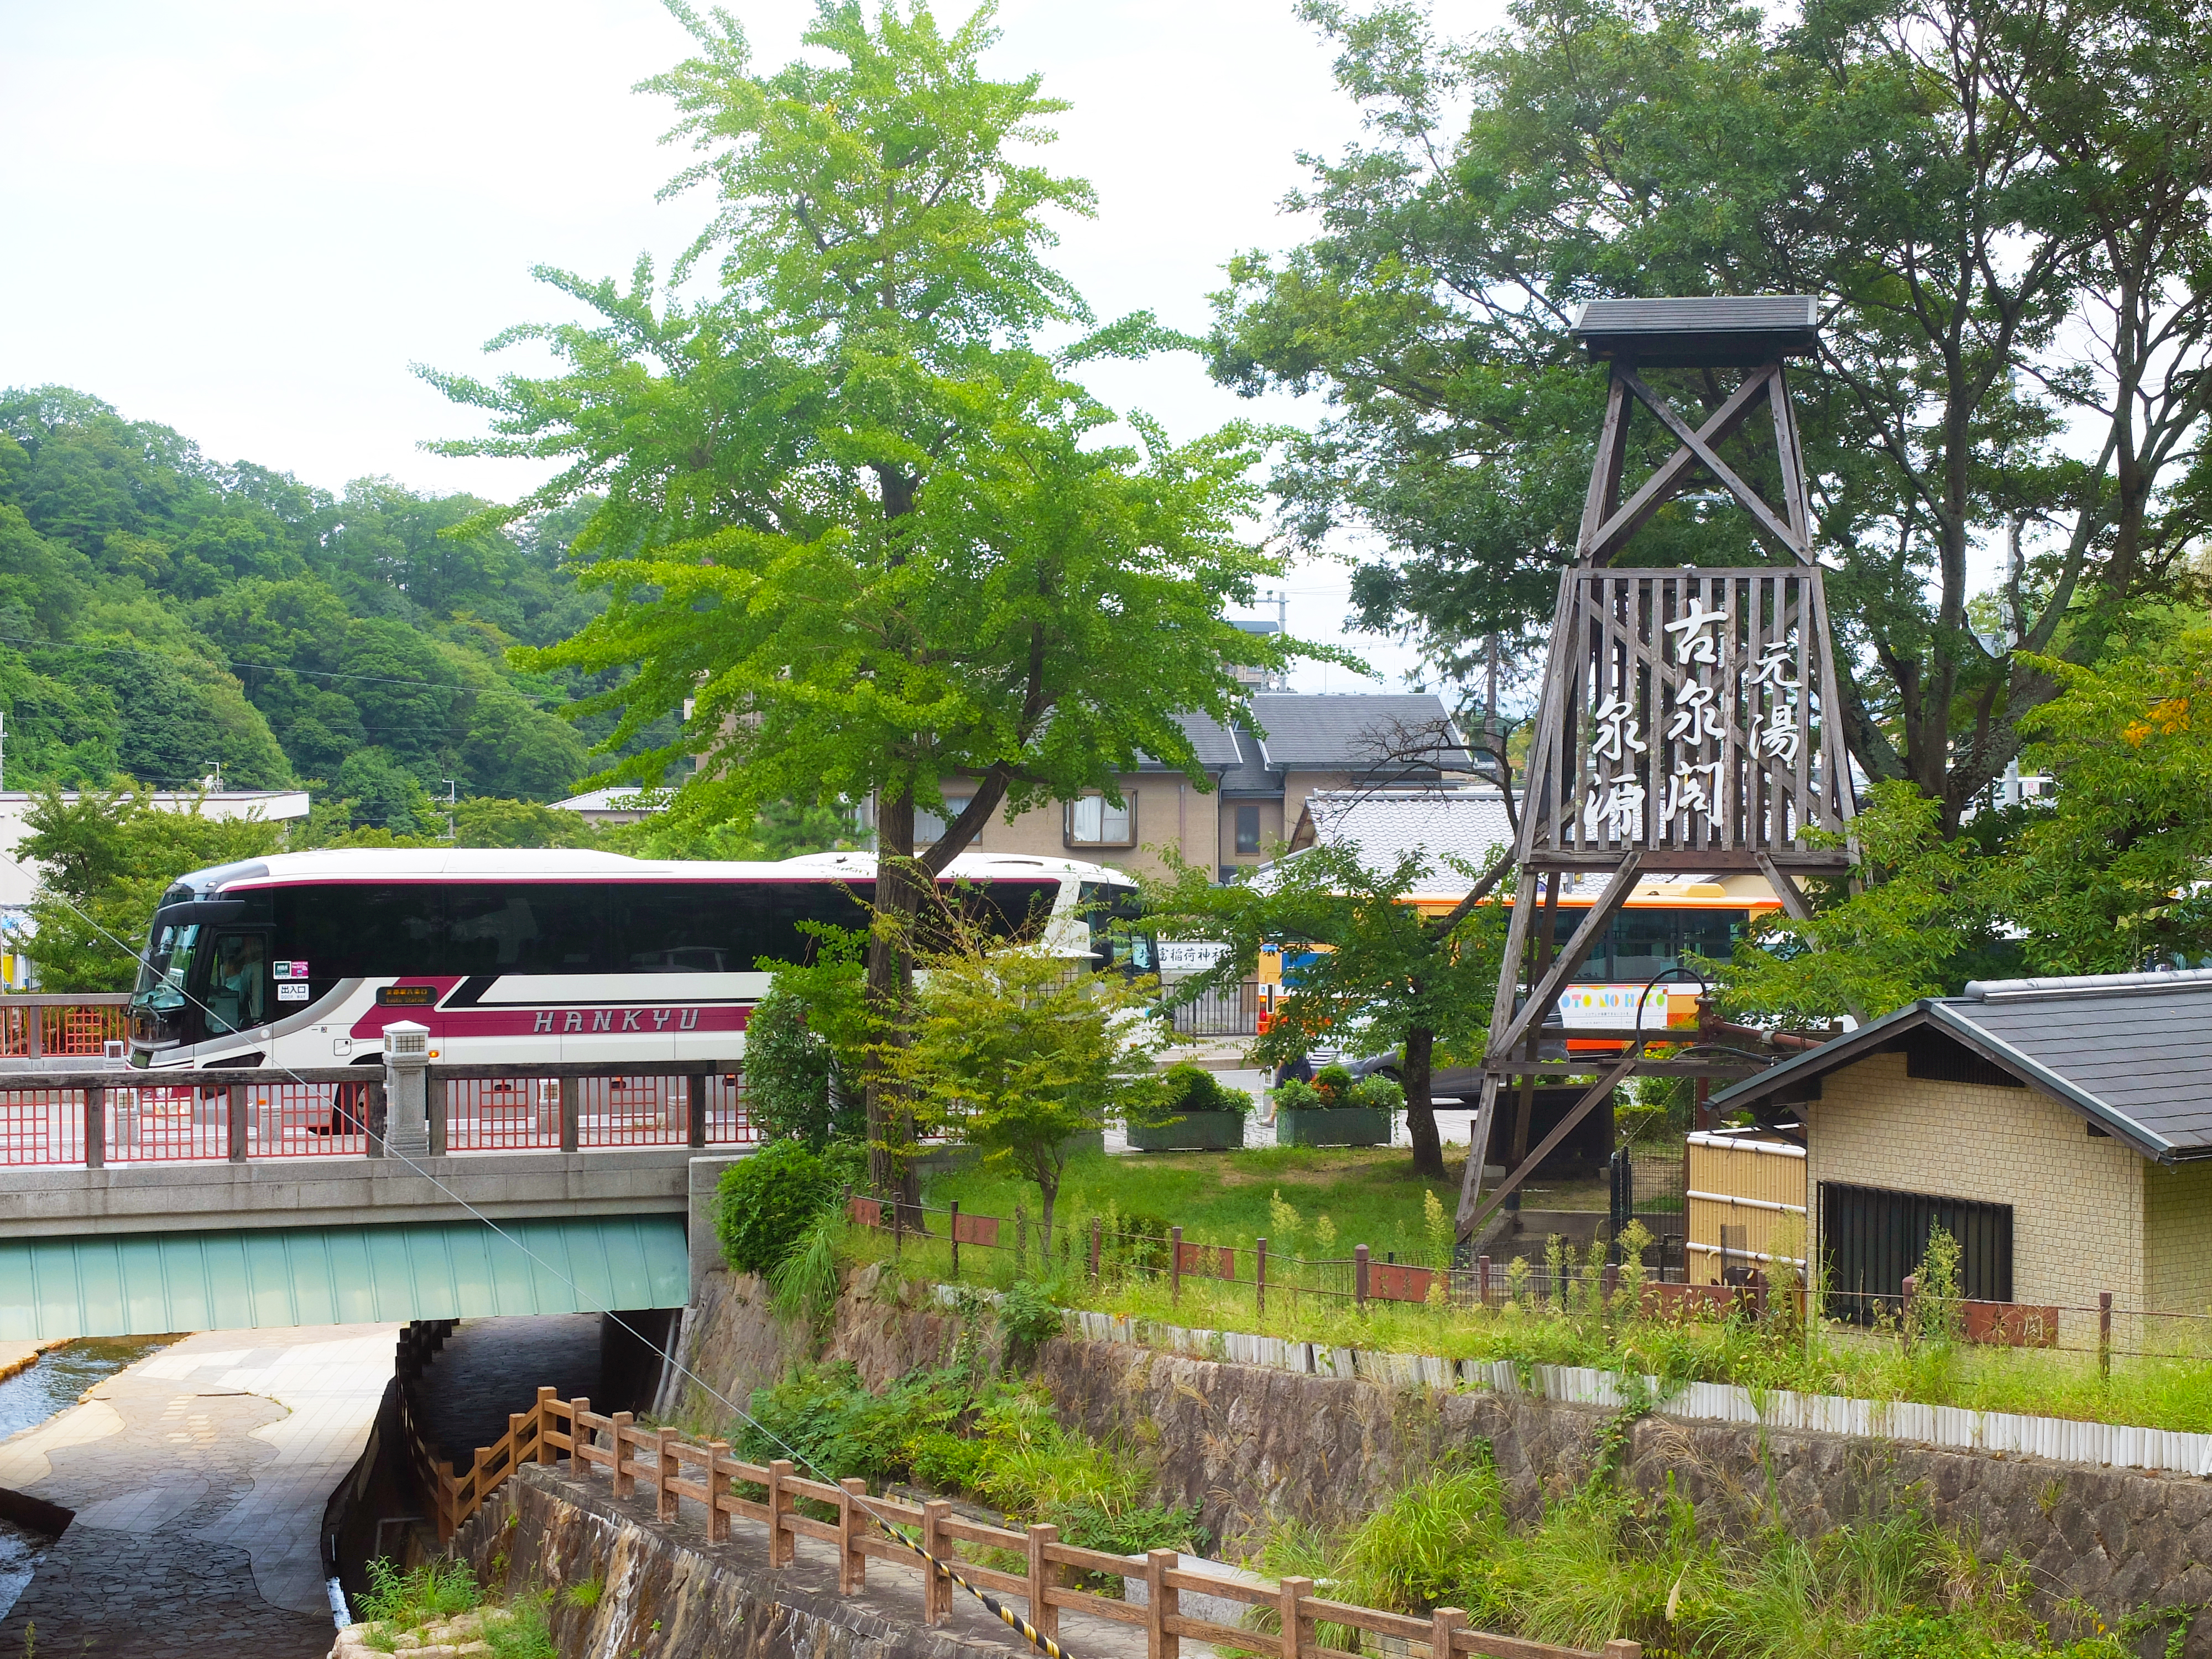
[133, 920, 200, 1011]
[1079, 881, 1153, 973]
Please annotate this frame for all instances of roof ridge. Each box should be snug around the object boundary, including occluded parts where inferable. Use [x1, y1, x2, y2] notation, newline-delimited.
[1959, 967, 2212, 1000]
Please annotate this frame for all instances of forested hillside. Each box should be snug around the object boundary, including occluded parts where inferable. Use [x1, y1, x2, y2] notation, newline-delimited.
[0, 385, 626, 820]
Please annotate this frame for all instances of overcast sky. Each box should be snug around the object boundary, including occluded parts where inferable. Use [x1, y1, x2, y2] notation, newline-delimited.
[0, 0, 1524, 700]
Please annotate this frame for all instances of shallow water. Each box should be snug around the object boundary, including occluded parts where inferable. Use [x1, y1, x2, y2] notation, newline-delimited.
[0, 1335, 176, 1620]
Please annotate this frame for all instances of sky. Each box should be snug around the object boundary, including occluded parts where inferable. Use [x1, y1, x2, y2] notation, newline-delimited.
[0, 0, 1511, 699]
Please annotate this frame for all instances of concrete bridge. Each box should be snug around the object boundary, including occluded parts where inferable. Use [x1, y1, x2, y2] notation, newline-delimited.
[0, 1058, 755, 1339]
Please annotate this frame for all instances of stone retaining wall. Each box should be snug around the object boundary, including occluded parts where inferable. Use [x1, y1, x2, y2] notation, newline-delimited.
[672, 1266, 2212, 1653]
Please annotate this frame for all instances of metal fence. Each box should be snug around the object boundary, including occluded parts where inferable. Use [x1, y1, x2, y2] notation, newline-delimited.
[0, 996, 131, 1061]
[0, 1061, 759, 1166]
[1167, 980, 1265, 1036]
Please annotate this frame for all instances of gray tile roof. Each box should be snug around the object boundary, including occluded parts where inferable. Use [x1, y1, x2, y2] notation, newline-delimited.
[1133, 712, 1244, 773]
[1713, 968, 2212, 1162]
[1248, 693, 1472, 772]
[1295, 788, 1516, 880]
[1572, 296, 1820, 366]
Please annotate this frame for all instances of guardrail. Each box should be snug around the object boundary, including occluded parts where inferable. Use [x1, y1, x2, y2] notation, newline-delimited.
[0, 995, 131, 1060]
[398, 1384, 1638, 1659]
[0, 1060, 759, 1167]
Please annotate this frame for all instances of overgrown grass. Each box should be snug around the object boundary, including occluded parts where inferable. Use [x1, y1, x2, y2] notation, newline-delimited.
[924, 1145, 1466, 1260]
[708, 1355, 1202, 1564]
[845, 1217, 2212, 1437]
[1266, 1454, 2134, 1659]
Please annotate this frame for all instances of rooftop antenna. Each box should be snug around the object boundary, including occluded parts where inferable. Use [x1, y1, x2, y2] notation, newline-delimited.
[203, 760, 222, 791]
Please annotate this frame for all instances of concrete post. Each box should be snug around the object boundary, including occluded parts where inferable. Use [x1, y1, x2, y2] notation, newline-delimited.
[426, 1072, 448, 1157]
[687, 1073, 707, 1149]
[227, 1085, 248, 1163]
[83, 1085, 103, 1170]
[382, 1021, 432, 1159]
[559, 1076, 581, 1152]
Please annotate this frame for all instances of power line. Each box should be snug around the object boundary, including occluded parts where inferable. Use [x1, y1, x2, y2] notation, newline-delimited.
[6, 859, 1071, 1658]
[0, 630, 571, 708]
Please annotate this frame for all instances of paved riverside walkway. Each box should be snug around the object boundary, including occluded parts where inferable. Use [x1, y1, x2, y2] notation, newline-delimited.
[0, 1324, 398, 1658]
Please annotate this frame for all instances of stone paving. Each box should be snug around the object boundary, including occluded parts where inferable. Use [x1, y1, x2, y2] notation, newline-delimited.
[0, 1324, 398, 1658]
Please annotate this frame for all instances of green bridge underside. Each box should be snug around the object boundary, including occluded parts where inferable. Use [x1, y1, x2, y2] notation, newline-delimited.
[0, 1215, 688, 1340]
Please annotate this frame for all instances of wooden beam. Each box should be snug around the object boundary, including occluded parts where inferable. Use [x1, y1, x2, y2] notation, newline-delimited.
[1455, 1073, 1503, 1236]
[1584, 367, 1776, 564]
[1464, 1051, 1641, 1237]
[1574, 371, 1632, 560]
[1485, 855, 1643, 1061]
[1754, 852, 1815, 921]
[1620, 369, 1809, 561]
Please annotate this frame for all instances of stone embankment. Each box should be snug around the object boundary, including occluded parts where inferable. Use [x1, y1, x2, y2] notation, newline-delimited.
[664, 1263, 2212, 1651]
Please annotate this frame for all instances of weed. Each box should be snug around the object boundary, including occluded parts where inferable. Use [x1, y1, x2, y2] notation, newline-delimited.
[356, 1556, 481, 1629]
[566, 1574, 604, 1609]
[483, 1591, 559, 1659]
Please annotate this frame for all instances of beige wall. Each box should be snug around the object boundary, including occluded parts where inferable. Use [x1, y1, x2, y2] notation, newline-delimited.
[2143, 1158, 2212, 1316]
[960, 774, 1219, 883]
[1806, 1051, 2145, 1317]
[1217, 797, 1285, 877]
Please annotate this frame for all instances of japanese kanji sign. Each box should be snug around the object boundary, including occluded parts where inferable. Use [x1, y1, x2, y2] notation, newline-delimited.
[1518, 567, 1853, 864]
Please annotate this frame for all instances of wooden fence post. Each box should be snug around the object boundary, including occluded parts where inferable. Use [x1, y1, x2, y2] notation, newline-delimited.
[1171, 1226, 1183, 1306]
[569, 1397, 590, 1473]
[1146, 1546, 1180, 1659]
[838, 1478, 869, 1593]
[83, 1086, 103, 1170]
[1016, 1204, 1027, 1274]
[655, 1427, 679, 1522]
[922, 1499, 952, 1624]
[1431, 1606, 1467, 1659]
[705, 1441, 732, 1542]
[768, 1459, 795, 1567]
[536, 1389, 557, 1463]
[2100, 1291, 2114, 1379]
[1277, 1575, 1312, 1659]
[611, 1412, 635, 1498]
[559, 1076, 581, 1152]
[1091, 1215, 1102, 1284]
[1255, 1237, 1267, 1319]
[227, 1084, 249, 1162]
[951, 1200, 961, 1279]
[1478, 1255, 1491, 1307]
[1027, 1522, 1061, 1641]
[1355, 1244, 1370, 1310]
[1601, 1641, 1644, 1659]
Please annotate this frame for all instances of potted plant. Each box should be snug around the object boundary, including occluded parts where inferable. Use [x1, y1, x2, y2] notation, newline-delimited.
[1126, 1062, 1251, 1151]
[1275, 1065, 1401, 1147]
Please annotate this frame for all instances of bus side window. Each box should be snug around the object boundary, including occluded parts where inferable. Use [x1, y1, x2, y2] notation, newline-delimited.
[205, 932, 269, 1034]
[445, 885, 605, 973]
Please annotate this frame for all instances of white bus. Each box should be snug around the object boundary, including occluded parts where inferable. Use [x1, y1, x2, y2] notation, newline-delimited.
[127, 847, 1145, 1071]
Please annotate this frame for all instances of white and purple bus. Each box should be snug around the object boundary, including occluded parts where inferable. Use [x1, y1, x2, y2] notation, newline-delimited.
[127, 847, 1145, 1071]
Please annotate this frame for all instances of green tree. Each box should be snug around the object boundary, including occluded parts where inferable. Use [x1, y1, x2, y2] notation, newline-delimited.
[1145, 842, 1509, 1180]
[747, 922, 872, 1148]
[1209, 0, 2212, 828]
[449, 796, 604, 849]
[19, 784, 289, 990]
[425, 2, 1321, 1196]
[896, 907, 1165, 1247]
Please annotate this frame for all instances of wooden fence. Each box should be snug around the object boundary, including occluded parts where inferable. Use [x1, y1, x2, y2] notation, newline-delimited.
[393, 1385, 1638, 1659]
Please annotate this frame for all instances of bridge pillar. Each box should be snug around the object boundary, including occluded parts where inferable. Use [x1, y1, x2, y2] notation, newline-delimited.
[383, 1021, 432, 1160]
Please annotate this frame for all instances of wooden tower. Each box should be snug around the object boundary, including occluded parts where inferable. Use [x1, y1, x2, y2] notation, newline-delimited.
[1457, 296, 1856, 1241]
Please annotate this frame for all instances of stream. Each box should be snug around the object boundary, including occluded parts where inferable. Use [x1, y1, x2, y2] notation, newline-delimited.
[0, 1337, 175, 1622]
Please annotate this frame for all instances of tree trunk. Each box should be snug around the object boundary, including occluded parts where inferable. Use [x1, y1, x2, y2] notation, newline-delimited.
[1036, 1159, 1058, 1264]
[1404, 1025, 1445, 1179]
[865, 786, 926, 1214]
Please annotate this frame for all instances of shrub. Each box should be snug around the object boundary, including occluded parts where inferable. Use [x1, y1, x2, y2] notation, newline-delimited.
[1348, 1074, 1405, 1113]
[1313, 1062, 1355, 1099]
[1272, 1077, 1324, 1111]
[742, 989, 863, 1149]
[716, 1140, 838, 1276]
[999, 1278, 1066, 1348]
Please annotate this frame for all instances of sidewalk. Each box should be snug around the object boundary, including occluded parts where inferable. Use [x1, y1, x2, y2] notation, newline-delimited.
[0, 1324, 399, 1657]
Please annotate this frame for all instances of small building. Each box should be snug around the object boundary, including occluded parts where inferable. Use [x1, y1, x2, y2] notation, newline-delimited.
[1710, 970, 2212, 1326]
[547, 786, 669, 826]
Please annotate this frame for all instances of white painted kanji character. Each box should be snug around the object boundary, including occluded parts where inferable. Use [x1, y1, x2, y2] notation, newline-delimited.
[1662, 760, 1723, 828]
[1663, 600, 1724, 665]
[1666, 682, 1727, 748]
[1754, 704, 1803, 765]
[1591, 695, 1647, 761]
[1752, 640, 1801, 690]
[1595, 771, 1645, 839]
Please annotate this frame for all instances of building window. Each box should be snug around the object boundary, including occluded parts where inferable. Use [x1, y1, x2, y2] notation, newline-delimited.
[1234, 804, 1261, 855]
[915, 798, 972, 845]
[1066, 793, 1136, 848]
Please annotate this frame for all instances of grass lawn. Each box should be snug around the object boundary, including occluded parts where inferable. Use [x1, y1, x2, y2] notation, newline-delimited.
[921, 1145, 1468, 1259]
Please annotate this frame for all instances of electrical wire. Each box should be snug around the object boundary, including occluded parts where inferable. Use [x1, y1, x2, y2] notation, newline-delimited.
[6, 852, 1076, 1659]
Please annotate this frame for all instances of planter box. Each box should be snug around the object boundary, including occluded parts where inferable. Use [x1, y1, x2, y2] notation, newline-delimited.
[1276, 1106, 1393, 1148]
[1125, 1111, 1246, 1152]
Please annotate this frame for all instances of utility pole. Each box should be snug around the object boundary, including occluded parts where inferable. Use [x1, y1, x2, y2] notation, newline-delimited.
[442, 780, 458, 841]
